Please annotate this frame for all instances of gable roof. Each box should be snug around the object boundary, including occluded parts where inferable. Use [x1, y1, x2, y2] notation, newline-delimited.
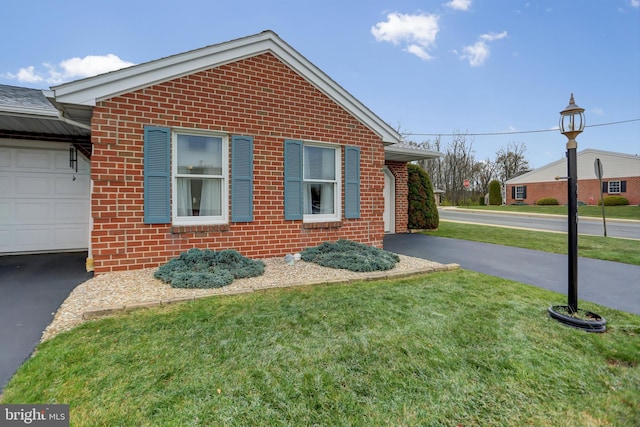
[506, 149, 640, 184]
[46, 30, 401, 144]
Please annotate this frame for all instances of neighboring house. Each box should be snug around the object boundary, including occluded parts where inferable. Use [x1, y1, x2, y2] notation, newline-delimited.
[505, 149, 640, 206]
[0, 31, 440, 274]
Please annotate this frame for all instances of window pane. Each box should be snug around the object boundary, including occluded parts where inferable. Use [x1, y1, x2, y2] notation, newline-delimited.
[304, 183, 335, 215]
[176, 177, 222, 217]
[177, 135, 223, 175]
[304, 146, 335, 180]
[608, 181, 620, 194]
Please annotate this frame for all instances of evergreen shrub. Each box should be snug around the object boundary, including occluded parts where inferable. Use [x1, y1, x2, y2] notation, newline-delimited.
[154, 248, 265, 289]
[407, 164, 439, 229]
[598, 196, 629, 206]
[488, 180, 501, 205]
[536, 198, 559, 205]
[301, 239, 400, 272]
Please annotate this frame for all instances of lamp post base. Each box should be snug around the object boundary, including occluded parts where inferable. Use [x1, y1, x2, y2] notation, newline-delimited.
[548, 305, 606, 333]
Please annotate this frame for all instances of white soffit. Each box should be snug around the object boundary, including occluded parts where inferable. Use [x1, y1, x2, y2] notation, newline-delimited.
[50, 31, 401, 144]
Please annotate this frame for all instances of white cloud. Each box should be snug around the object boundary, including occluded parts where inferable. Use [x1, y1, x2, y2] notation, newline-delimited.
[444, 0, 472, 11]
[371, 12, 440, 60]
[480, 31, 508, 42]
[6, 66, 44, 83]
[459, 31, 508, 66]
[631, 0, 639, 8]
[4, 54, 134, 85]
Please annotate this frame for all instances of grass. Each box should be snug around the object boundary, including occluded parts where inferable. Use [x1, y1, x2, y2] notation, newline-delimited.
[458, 204, 640, 220]
[425, 222, 640, 266]
[2, 271, 639, 426]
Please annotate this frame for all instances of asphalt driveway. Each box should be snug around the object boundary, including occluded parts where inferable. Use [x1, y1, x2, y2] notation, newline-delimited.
[0, 252, 92, 393]
[384, 233, 640, 315]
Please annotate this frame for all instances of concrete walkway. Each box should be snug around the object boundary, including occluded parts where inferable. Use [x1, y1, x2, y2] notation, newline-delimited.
[384, 233, 640, 315]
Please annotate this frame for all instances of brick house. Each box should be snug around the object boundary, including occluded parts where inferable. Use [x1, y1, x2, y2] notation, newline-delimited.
[505, 149, 640, 206]
[0, 31, 440, 274]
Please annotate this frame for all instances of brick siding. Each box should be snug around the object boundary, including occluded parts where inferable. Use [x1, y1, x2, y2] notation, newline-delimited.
[90, 53, 388, 274]
[506, 176, 640, 205]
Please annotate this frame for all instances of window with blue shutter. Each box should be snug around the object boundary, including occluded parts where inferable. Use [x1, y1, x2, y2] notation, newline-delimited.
[231, 135, 253, 222]
[284, 140, 303, 220]
[144, 126, 171, 224]
[344, 146, 361, 218]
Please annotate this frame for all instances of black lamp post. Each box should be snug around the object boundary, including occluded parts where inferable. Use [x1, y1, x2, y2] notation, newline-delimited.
[559, 93, 584, 314]
[548, 94, 606, 332]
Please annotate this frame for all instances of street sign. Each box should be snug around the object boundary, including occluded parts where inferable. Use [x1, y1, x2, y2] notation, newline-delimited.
[463, 179, 470, 188]
[594, 158, 607, 237]
[594, 158, 603, 180]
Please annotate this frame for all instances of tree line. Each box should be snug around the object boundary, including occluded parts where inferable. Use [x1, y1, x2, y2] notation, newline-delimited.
[406, 133, 531, 206]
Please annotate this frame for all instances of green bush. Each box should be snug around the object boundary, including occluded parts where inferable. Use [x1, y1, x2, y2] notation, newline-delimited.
[488, 180, 502, 205]
[598, 196, 629, 206]
[154, 248, 265, 289]
[536, 198, 559, 205]
[407, 164, 439, 229]
[301, 239, 399, 272]
[479, 196, 486, 206]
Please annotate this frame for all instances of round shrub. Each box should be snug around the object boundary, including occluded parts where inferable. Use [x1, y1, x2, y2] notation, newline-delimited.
[598, 196, 629, 206]
[301, 239, 400, 272]
[536, 198, 559, 205]
[154, 248, 265, 289]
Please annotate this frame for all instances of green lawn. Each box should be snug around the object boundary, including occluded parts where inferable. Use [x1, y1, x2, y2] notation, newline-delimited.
[427, 221, 640, 266]
[459, 204, 640, 220]
[2, 271, 639, 426]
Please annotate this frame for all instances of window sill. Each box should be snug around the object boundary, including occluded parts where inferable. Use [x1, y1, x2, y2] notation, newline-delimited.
[172, 224, 230, 234]
[302, 221, 343, 230]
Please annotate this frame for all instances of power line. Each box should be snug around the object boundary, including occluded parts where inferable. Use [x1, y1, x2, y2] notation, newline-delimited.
[402, 118, 640, 137]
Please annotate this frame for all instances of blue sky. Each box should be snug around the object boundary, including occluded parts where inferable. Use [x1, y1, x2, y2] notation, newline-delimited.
[2, 0, 639, 168]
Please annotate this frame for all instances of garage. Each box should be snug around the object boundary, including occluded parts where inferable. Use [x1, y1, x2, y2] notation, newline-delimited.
[0, 140, 90, 254]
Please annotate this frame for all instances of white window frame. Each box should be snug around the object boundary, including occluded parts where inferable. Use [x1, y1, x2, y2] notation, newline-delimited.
[515, 185, 525, 200]
[607, 180, 621, 194]
[171, 129, 229, 225]
[302, 141, 341, 223]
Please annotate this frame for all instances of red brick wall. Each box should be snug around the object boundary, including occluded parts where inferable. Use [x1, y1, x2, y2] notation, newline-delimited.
[385, 161, 408, 233]
[506, 177, 640, 205]
[90, 53, 386, 274]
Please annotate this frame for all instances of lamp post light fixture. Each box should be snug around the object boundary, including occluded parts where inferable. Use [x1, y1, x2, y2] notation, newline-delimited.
[548, 94, 606, 332]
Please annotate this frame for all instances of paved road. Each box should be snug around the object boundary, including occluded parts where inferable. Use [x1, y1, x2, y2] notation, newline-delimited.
[384, 233, 640, 315]
[0, 252, 92, 393]
[439, 208, 640, 239]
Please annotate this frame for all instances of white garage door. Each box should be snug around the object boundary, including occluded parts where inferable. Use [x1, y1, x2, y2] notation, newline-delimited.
[0, 141, 90, 254]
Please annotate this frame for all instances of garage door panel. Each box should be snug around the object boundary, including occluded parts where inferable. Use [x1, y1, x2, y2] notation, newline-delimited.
[15, 149, 52, 170]
[54, 226, 89, 247]
[15, 176, 52, 195]
[55, 202, 88, 221]
[55, 176, 89, 197]
[0, 175, 10, 194]
[15, 202, 51, 222]
[0, 148, 10, 167]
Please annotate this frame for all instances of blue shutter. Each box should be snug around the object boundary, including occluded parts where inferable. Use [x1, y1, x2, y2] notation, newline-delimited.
[621, 180, 627, 193]
[144, 126, 171, 224]
[232, 135, 253, 222]
[344, 146, 361, 218]
[284, 140, 303, 220]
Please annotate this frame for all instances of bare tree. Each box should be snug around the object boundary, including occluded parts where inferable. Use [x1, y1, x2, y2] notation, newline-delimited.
[495, 142, 530, 184]
[475, 159, 497, 195]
